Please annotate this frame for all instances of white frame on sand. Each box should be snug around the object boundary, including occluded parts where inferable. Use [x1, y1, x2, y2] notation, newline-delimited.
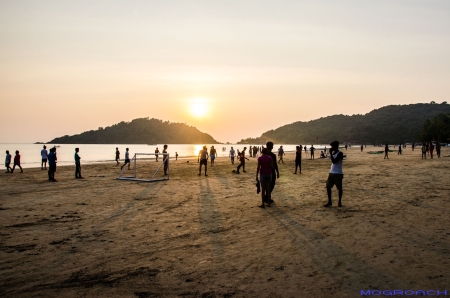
[117, 153, 169, 182]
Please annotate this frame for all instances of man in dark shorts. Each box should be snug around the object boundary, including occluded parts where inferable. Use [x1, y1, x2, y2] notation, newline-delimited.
[115, 147, 120, 165]
[294, 145, 302, 174]
[121, 148, 131, 170]
[75, 148, 83, 179]
[41, 145, 48, 170]
[198, 145, 209, 176]
[384, 144, 389, 159]
[324, 141, 344, 207]
[266, 142, 279, 203]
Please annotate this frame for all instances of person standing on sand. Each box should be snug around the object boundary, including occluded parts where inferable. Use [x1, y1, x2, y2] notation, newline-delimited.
[398, 144, 402, 155]
[121, 148, 131, 170]
[294, 145, 302, 174]
[266, 142, 279, 203]
[304, 145, 308, 159]
[229, 147, 235, 164]
[11, 150, 23, 173]
[5, 150, 12, 173]
[175, 152, 178, 160]
[310, 145, 315, 160]
[278, 146, 285, 164]
[412, 143, 415, 151]
[198, 145, 209, 176]
[421, 143, 427, 159]
[384, 144, 389, 159]
[48, 147, 57, 182]
[436, 142, 441, 158]
[41, 145, 48, 170]
[115, 148, 120, 165]
[361, 144, 363, 152]
[324, 141, 344, 207]
[163, 144, 169, 175]
[429, 142, 434, 159]
[155, 147, 159, 162]
[256, 148, 273, 208]
[210, 146, 217, 166]
[75, 148, 83, 179]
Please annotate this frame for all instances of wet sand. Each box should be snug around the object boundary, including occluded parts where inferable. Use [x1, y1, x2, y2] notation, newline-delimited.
[1, 147, 449, 297]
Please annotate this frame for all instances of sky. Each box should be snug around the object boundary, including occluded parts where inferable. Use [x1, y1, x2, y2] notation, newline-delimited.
[1, 0, 449, 143]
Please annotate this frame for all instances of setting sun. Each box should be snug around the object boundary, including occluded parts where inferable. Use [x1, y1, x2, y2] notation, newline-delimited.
[189, 99, 208, 117]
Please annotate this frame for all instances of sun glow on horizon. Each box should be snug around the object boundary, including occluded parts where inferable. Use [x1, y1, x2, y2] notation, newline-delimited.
[189, 98, 208, 117]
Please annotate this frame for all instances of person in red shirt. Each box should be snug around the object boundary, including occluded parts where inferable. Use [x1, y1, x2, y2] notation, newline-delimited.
[256, 148, 274, 208]
[11, 150, 23, 173]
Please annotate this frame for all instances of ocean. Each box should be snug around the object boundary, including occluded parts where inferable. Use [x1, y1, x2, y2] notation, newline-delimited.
[0, 143, 332, 169]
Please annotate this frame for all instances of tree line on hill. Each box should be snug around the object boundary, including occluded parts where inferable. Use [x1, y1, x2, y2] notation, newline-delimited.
[49, 118, 218, 144]
[238, 103, 450, 145]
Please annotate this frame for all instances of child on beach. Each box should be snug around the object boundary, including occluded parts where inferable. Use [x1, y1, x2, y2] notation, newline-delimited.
[256, 148, 274, 208]
[11, 150, 23, 173]
[324, 141, 344, 207]
[41, 145, 48, 170]
[121, 148, 131, 170]
[5, 150, 12, 173]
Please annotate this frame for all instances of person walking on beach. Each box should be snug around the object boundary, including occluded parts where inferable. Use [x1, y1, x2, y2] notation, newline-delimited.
[115, 147, 120, 165]
[421, 143, 427, 159]
[436, 142, 441, 158]
[277, 146, 285, 164]
[48, 147, 57, 182]
[398, 144, 402, 155]
[5, 150, 12, 173]
[163, 144, 169, 175]
[121, 148, 131, 170]
[324, 141, 344, 207]
[412, 143, 415, 151]
[210, 146, 217, 166]
[198, 145, 209, 176]
[294, 145, 302, 174]
[41, 145, 48, 170]
[11, 150, 23, 173]
[229, 147, 235, 164]
[361, 144, 363, 152]
[384, 144, 389, 159]
[304, 145, 308, 159]
[310, 145, 315, 160]
[256, 148, 274, 208]
[175, 152, 178, 160]
[236, 149, 249, 174]
[266, 142, 279, 203]
[75, 148, 83, 179]
[155, 147, 159, 162]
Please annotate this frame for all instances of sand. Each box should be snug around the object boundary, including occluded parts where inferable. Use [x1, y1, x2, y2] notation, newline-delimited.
[1, 147, 449, 297]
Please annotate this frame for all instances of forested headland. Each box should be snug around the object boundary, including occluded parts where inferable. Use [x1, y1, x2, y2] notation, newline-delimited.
[49, 118, 218, 144]
[238, 103, 450, 145]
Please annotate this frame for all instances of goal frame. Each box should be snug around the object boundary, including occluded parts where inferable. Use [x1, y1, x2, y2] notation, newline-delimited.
[117, 153, 169, 182]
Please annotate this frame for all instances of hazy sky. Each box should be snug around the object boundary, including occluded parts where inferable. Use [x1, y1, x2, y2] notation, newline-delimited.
[1, 0, 449, 143]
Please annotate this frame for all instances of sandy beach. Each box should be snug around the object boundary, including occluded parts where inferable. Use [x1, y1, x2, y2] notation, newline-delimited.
[1, 147, 449, 297]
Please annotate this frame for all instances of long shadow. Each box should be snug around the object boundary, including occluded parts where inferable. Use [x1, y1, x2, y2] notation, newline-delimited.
[266, 205, 409, 295]
[197, 177, 224, 259]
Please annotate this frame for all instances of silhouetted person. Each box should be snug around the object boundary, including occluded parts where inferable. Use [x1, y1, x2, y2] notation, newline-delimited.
[48, 147, 57, 182]
[421, 143, 427, 159]
[278, 146, 285, 164]
[236, 147, 248, 173]
[229, 147, 235, 164]
[398, 144, 402, 155]
[155, 147, 159, 162]
[412, 143, 415, 151]
[266, 142, 280, 203]
[361, 144, 363, 152]
[294, 145, 302, 174]
[5, 150, 12, 173]
[210, 146, 217, 166]
[310, 145, 315, 160]
[115, 147, 120, 165]
[11, 150, 23, 173]
[163, 144, 169, 175]
[75, 148, 83, 178]
[436, 142, 441, 158]
[324, 141, 344, 207]
[175, 152, 178, 160]
[430, 142, 434, 159]
[198, 145, 209, 176]
[384, 144, 389, 159]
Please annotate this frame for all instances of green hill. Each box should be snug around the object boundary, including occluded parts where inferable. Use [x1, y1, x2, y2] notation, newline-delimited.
[49, 118, 218, 144]
[238, 103, 450, 145]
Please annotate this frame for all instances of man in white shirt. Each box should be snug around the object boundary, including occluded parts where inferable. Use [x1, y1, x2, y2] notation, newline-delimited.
[324, 141, 344, 207]
[229, 147, 235, 165]
[41, 145, 48, 170]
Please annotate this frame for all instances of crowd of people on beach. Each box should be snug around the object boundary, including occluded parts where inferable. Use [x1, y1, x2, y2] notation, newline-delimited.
[4, 140, 445, 207]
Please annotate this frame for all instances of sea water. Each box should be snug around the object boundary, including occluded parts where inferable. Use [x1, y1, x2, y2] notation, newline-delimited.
[0, 143, 332, 168]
